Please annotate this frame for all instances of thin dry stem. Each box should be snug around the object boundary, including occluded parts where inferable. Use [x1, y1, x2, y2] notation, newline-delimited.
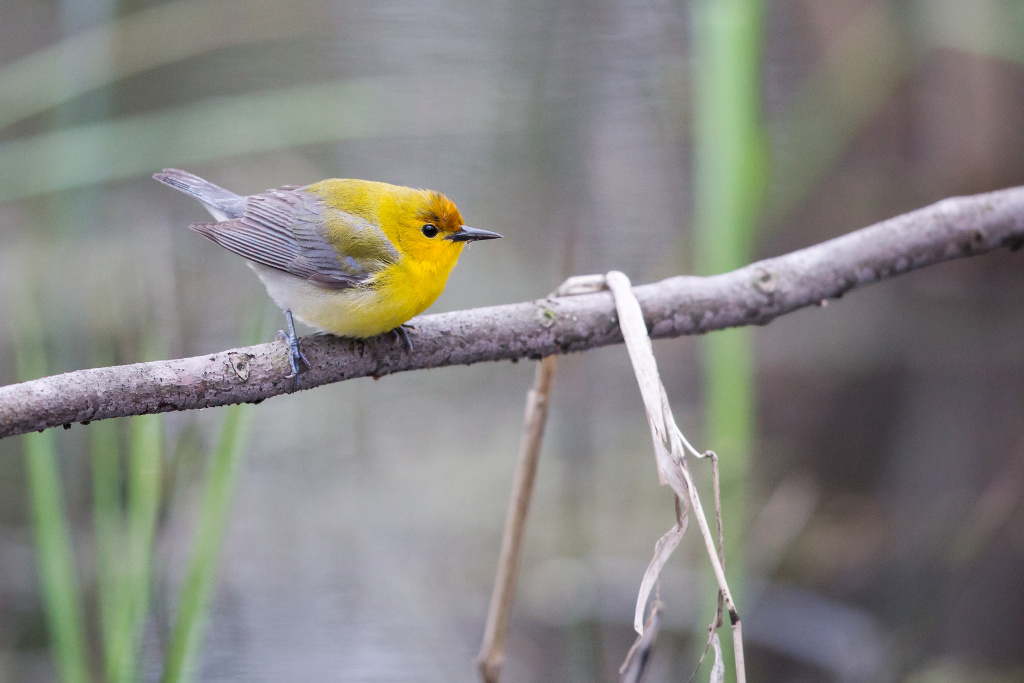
[690, 451, 726, 680]
[477, 356, 556, 683]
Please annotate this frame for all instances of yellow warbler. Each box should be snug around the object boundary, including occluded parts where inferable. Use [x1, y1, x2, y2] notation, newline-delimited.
[154, 169, 501, 376]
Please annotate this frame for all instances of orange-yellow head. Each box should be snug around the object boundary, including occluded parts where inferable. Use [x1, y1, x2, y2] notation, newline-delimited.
[309, 179, 500, 274]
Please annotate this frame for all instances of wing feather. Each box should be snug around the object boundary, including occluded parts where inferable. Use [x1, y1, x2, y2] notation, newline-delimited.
[189, 187, 396, 290]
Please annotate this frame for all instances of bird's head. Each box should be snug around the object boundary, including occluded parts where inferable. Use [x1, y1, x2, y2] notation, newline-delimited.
[394, 190, 501, 268]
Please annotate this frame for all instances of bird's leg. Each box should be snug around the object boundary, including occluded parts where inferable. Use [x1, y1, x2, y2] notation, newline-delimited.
[277, 309, 310, 380]
[391, 324, 414, 352]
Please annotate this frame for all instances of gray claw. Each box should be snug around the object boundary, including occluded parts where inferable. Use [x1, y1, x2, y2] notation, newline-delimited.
[392, 325, 413, 352]
[279, 310, 309, 383]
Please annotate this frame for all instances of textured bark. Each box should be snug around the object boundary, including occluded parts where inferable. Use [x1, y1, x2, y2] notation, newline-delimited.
[2, 187, 1023, 439]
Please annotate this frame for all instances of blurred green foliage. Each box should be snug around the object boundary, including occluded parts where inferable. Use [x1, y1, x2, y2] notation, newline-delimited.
[691, 0, 766, 678]
[13, 287, 90, 683]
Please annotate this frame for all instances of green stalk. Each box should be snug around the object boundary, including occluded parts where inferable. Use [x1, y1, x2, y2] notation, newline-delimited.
[101, 410, 163, 683]
[692, 0, 766, 678]
[23, 432, 93, 683]
[88, 357, 125, 683]
[160, 401, 253, 683]
[89, 410, 122, 678]
[13, 290, 91, 683]
[161, 309, 263, 683]
[104, 337, 166, 683]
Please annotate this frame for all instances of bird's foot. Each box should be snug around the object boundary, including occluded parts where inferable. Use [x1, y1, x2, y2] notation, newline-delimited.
[391, 324, 414, 352]
[277, 309, 310, 383]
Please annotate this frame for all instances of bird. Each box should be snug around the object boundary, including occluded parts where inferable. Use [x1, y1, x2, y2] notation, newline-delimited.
[153, 169, 501, 379]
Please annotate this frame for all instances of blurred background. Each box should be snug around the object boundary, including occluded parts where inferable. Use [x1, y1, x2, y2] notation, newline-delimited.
[1, 0, 1023, 681]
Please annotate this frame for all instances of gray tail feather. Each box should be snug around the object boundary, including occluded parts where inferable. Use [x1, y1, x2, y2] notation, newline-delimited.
[153, 168, 245, 219]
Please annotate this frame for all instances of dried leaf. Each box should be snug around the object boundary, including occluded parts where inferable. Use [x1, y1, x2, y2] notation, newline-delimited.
[602, 270, 746, 683]
[709, 633, 725, 683]
[620, 600, 662, 683]
[633, 498, 687, 633]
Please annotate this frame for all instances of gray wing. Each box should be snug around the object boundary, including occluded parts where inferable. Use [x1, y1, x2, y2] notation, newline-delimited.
[189, 188, 397, 290]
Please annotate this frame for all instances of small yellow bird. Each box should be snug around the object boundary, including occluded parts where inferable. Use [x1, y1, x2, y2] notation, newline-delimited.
[154, 169, 501, 377]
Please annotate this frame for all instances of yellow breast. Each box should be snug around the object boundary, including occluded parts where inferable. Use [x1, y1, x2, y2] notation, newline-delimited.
[250, 254, 456, 338]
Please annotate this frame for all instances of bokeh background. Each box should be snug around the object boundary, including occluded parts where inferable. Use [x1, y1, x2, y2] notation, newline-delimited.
[2, 0, 1023, 681]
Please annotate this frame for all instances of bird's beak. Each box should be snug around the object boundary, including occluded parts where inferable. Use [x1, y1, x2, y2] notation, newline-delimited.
[447, 225, 503, 242]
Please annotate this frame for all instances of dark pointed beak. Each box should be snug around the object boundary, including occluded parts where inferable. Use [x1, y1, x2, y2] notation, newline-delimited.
[447, 225, 503, 242]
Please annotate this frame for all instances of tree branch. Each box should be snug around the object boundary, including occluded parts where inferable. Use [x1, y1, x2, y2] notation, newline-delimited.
[2, 187, 1023, 439]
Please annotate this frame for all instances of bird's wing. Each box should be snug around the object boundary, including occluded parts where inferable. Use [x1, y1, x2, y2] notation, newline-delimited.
[189, 188, 398, 290]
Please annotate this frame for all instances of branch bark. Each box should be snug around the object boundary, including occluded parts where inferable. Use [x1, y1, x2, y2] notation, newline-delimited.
[2, 187, 1023, 439]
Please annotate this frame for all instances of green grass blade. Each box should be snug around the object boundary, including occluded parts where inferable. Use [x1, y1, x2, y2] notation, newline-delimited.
[161, 309, 264, 683]
[160, 401, 253, 683]
[692, 0, 766, 679]
[103, 409, 163, 683]
[692, 0, 766, 551]
[88, 336, 124, 681]
[90, 415, 123, 682]
[104, 336, 166, 683]
[13, 290, 91, 683]
[692, 0, 766, 271]
[23, 431, 93, 683]
[87, 277, 132, 683]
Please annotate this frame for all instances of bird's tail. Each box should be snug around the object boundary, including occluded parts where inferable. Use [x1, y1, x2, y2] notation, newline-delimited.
[153, 168, 245, 221]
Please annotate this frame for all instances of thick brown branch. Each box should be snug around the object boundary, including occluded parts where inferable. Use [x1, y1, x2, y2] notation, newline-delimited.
[2, 187, 1022, 439]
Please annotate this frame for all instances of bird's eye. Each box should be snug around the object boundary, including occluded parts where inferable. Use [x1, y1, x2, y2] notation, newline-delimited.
[421, 224, 438, 238]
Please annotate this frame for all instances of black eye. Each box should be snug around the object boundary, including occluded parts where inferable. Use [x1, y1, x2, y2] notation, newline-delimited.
[421, 224, 438, 238]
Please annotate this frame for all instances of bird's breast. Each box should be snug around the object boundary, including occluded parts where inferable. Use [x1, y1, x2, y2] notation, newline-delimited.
[250, 258, 452, 338]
